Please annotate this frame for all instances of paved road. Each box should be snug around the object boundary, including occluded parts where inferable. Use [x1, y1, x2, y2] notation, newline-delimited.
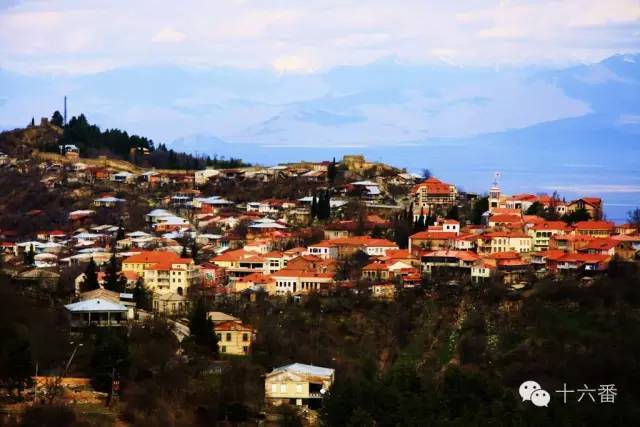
[137, 310, 190, 341]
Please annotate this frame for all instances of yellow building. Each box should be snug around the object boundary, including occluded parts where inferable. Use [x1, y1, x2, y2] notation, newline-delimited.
[122, 251, 199, 296]
[265, 363, 334, 409]
[214, 321, 255, 356]
[477, 232, 532, 254]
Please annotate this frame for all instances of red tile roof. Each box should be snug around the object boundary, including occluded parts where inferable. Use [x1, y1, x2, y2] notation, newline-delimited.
[410, 231, 458, 240]
[123, 251, 192, 265]
[574, 221, 615, 231]
[422, 250, 480, 262]
[272, 269, 334, 279]
[531, 221, 571, 231]
[410, 176, 455, 195]
[214, 321, 254, 332]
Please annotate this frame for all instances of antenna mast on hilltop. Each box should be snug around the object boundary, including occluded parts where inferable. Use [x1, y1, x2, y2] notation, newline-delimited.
[64, 96, 67, 125]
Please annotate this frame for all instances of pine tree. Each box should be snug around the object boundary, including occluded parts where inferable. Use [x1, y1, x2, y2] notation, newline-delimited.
[188, 299, 219, 353]
[319, 190, 331, 220]
[327, 157, 337, 185]
[132, 277, 149, 310]
[415, 208, 426, 232]
[191, 240, 199, 261]
[104, 254, 126, 293]
[446, 205, 460, 221]
[81, 258, 100, 292]
[23, 244, 35, 266]
[116, 222, 125, 241]
[51, 111, 64, 127]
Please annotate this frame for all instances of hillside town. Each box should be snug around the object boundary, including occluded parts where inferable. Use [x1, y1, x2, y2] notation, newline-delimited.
[1, 117, 640, 425]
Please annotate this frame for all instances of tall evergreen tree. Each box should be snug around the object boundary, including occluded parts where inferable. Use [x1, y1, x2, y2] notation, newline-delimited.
[104, 254, 127, 293]
[446, 205, 459, 221]
[191, 240, 199, 261]
[81, 258, 100, 292]
[23, 244, 35, 266]
[51, 111, 64, 127]
[188, 299, 219, 353]
[115, 222, 125, 241]
[132, 277, 149, 310]
[327, 157, 337, 185]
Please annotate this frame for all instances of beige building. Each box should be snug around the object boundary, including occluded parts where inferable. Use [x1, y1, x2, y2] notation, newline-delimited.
[152, 292, 189, 316]
[272, 269, 334, 295]
[265, 363, 335, 409]
[214, 321, 255, 355]
[122, 251, 199, 296]
[477, 232, 532, 254]
[528, 221, 571, 251]
[410, 176, 458, 218]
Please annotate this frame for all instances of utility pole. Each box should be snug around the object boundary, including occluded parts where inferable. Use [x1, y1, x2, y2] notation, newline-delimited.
[32, 362, 38, 404]
[64, 96, 67, 125]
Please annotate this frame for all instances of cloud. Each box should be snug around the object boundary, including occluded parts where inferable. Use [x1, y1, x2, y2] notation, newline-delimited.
[0, 0, 639, 74]
[272, 55, 318, 74]
[152, 27, 186, 43]
[544, 184, 640, 193]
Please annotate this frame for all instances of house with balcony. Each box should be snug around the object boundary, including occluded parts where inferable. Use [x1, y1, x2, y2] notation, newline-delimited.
[122, 251, 198, 296]
[528, 221, 571, 251]
[409, 176, 458, 219]
[272, 269, 334, 295]
[210, 249, 267, 281]
[477, 232, 532, 254]
[265, 363, 334, 409]
[65, 298, 128, 328]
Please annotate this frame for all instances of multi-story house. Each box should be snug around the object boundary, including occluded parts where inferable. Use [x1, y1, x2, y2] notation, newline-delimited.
[567, 198, 602, 219]
[265, 363, 335, 409]
[210, 249, 267, 281]
[214, 321, 255, 356]
[573, 221, 615, 237]
[477, 232, 532, 254]
[306, 237, 398, 260]
[272, 269, 334, 295]
[410, 176, 458, 219]
[122, 251, 199, 296]
[528, 221, 571, 251]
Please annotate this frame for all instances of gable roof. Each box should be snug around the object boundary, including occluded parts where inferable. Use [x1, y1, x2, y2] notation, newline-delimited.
[65, 298, 127, 313]
[123, 251, 192, 265]
[269, 363, 334, 378]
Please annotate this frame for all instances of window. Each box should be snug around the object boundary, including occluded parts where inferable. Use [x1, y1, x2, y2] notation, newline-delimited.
[280, 384, 286, 393]
[216, 333, 221, 341]
[221, 346, 226, 353]
[243, 346, 248, 353]
[242, 333, 249, 342]
[226, 333, 232, 341]
[296, 384, 303, 393]
[271, 384, 277, 393]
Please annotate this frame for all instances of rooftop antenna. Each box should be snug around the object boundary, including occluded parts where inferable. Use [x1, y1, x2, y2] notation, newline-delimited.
[63, 96, 67, 125]
[493, 171, 501, 187]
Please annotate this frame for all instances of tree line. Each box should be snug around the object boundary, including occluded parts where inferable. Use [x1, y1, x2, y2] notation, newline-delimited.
[48, 112, 248, 170]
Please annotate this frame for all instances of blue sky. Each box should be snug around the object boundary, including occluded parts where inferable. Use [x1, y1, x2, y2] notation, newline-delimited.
[1, 0, 639, 74]
[1, 1, 639, 220]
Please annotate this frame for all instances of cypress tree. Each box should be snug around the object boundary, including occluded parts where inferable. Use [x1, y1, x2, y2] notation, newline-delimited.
[188, 299, 219, 353]
[104, 254, 127, 293]
[82, 258, 100, 292]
